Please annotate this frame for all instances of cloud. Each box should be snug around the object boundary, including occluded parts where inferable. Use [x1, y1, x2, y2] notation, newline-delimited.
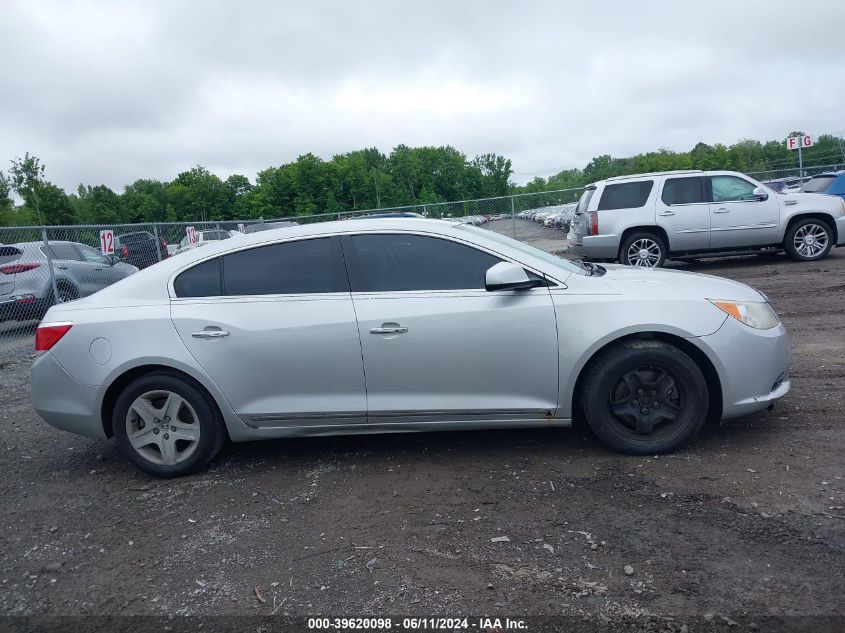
[1, 0, 843, 190]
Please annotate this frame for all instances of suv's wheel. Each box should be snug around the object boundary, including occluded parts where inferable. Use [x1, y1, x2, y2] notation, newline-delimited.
[784, 218, 833, 262]
[113, 372, 226, 478]
[56, 283, 78, 304]
[580, 340, 708, 454]
[619, 232, 667, 268]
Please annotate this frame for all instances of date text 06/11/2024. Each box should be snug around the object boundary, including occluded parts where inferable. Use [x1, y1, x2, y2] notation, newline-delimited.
[306, 617, 528, 630]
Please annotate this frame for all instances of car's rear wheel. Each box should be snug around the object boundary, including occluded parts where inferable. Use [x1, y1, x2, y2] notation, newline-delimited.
[619, 232, 667, 268]
[580, 340, 708, 454]
[56, 283, 78, 304]
[113, 372, 226, 477]
[784, 218, 833, 262]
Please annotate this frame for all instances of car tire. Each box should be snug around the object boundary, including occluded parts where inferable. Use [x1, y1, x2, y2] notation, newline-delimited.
[783, 218, 833, 262]
[113, 372, 227, 478]
[580, 340, 708, 455]
[619, 232, 667, 268]
[55, 283, 78, 304]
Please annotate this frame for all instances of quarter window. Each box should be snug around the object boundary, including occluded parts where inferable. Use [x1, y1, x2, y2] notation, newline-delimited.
[661, 177, 705, 205]
[597, 180, 654, 211]
[349, 234, 501, 292]
[710, 176, 757, 202]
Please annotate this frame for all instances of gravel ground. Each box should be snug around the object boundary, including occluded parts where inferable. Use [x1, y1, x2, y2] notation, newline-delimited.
[0, 219, 843, 631]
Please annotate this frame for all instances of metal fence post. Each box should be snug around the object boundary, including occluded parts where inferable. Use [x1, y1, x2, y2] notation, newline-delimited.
[153, 224, 163, 262]
[41, 227, 60, 305]
[511, 197, 516, 238]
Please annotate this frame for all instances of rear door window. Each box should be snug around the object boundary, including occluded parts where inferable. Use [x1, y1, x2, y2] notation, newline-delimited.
[44, 244, 82, 261]
[223, 238, 336, 295]
[661, 177, 705, 205]
[174, 258, 222, 297]
[597, 180, 654, 210]
[349, 234, 501, 292]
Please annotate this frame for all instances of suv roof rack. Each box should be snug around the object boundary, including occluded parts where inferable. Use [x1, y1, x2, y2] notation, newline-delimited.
[605, 169, 703, 182]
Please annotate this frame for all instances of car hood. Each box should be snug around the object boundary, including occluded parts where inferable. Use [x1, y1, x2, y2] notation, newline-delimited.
[598, 264, 765, 302]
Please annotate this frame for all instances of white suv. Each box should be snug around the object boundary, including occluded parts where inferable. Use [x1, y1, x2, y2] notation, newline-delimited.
[568, 170, 845, 267]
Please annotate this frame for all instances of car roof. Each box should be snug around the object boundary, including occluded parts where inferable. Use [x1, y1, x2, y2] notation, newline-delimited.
[810, 171, 845, 177]
[603, 169, 703, 183]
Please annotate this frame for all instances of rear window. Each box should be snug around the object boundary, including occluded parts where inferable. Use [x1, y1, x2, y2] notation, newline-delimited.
[801, 176, 835, 193]
[597, 180, 654, 211]
[118, 232, 153, 244]
[575, 187, 595, 213]
[0, 246, 23, 266]
[662, 177, 705, 205]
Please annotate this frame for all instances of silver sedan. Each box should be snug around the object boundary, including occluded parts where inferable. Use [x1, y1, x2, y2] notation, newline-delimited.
[30, 218, 790, 477]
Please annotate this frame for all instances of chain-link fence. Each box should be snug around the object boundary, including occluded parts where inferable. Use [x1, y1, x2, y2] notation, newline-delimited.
[2, 162, 842, 362]
[0, 188, 584, 362]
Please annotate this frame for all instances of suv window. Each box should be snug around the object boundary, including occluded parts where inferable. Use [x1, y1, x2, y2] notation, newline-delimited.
[223, 238, 335, 295]
[597, 180, 654, 210]
[662, 177, 705, 205]
[43, 244, 82, 261]
[801, 175, 835, 193]
[350, 234, 501, 292]
[0, 246, 22, 266]
[710, 176, 756, 202]
[576, 187, 595, 213]
[78, 244, 109, 264]
[117, 232, 153, 244]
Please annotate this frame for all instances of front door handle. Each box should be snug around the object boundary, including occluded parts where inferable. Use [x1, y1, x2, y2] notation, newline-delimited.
[370, 323, 409, 335]
[56, 265, 68, 270]
[713, 207, 730, 214]
[192, 328, 230, 339]
[658, 211, 675, 216]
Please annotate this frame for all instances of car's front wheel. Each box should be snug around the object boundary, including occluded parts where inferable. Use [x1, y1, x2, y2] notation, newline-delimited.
[113, 372, 226, 477]
[580, 340, 708, 454]
[784, 218, 833, 262]
[619, 232, 667, 268]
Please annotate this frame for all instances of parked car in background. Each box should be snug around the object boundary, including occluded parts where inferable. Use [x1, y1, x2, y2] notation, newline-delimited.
[569, 169, 845, 267]
[173, 229, 234, 255]
[800, 171, 845, 200]
[32, 218, 789, 477]
[763, 177, 801, 194]
[1, 241, 137, 321]
[244, 221, 299, 234]
[114, 231, 169, 269]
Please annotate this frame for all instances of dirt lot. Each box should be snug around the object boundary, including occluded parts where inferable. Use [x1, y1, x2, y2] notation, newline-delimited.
[0, 219, 843, 631]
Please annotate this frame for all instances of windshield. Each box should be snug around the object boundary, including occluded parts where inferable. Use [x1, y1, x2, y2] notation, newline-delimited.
[801, 176, 835, 193]
[457, 224, 587, 276]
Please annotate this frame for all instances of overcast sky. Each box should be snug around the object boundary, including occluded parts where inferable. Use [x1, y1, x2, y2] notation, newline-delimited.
[1, 0, 843, 191]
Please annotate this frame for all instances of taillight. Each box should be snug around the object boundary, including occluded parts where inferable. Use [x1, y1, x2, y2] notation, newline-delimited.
[589, 211, 599, 235]
[35, 322, 73, 352]
[0, 262, 41, 275]
[161, 240, 169, 258]
[121, 245, 129, 258]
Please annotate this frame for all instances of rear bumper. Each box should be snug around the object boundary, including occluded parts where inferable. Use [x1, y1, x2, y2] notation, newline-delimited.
[30, 352, 106, 440]
[694, 316, 790, 420]
[568, 234, 621, 259]
[0, 296, 49, 321]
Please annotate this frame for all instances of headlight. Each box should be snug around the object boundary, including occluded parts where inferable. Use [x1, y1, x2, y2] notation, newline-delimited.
[710, 300, 780, 330]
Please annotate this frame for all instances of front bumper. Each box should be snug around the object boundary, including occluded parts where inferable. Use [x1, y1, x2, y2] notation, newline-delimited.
[567, 234, 620, 259]
[30, 352, 106, 439]
[694, 315, 790, 420]
[835, 215, 845, 246]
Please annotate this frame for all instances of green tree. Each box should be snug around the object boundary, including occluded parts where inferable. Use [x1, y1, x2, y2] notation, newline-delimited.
[8, 153, 47, 225]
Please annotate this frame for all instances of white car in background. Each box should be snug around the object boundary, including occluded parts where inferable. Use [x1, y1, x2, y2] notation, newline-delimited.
[173, 230, 236, 255]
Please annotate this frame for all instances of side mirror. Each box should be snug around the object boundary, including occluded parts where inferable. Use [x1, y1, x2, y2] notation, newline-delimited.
[106, 254, 120, 266]
[485, 262, 541, 291]
[752, 186, 769, 201]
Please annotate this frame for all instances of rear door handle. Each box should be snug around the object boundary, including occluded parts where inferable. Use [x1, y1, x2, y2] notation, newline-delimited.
[56, 265, 68, 270]
[658, 211, 675, 216]
[713, 208, 730, 214]
[370, 324, 409, 335]
[192, 329, 230, 339]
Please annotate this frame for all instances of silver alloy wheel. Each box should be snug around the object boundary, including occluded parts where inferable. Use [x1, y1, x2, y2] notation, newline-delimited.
[793, 223, 829, 258]
[125, 390, 200, 466]
[627, 238, 662, 267]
